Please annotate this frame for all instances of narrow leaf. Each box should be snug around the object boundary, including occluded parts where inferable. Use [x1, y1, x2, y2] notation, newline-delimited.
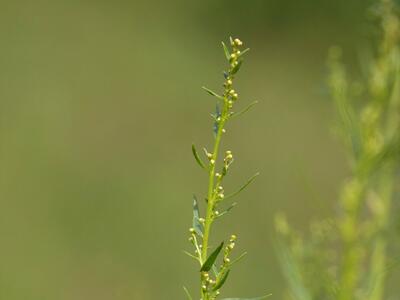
[238, 48, 250, 57]
[231, 60, 243, 74]
[192, 144, 206, 169]
[212, 264, 219, 276]
[183, 286, 193, 300]
[232, 101, 258, 118]
[221, 294, 272, 300]
[216, 202, 237, 218]
[202, 86, 223, 99]
[193, 195, 203, 237]
[200, 242, 224, 272]
[229, 251, 248, 266]
[183, 250, 199, 261]
[225, 173, 260, 200]
[213, 270, 230, 291]
[222, 42, 230, 60]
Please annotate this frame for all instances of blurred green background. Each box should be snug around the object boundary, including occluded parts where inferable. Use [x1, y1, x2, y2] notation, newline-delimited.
[0, 0, 385, 299]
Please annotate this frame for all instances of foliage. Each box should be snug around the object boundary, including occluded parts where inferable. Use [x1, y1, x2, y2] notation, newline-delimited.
[276, 0, 400, 299]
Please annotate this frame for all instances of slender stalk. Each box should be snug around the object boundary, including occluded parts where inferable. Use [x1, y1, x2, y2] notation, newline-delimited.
[201, 114, 226, 300]
[202, 109, 227, 262]
[186, 38, 259, 300]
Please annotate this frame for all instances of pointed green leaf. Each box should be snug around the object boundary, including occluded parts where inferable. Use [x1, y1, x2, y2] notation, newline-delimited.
[202, 87, 223, 99]
[221, 294, 272, 300]
[229, 251, 248, 266]
[213, 270, 230, 291]
[232, 101, 258, 118]
[212, 264, 219, 276]
[216, 202, 237, 218]
[231, 60, 243, 75]
[183, 286, 193, 300]
[193, 195, 203, 237]
[183, 250, 199, 261]
[225, 173, 260, 200]
[200, 242, 224, 272]
[192, 144, 206, 169]
[238, 48, 250, 57]
[222, 42, 231, 60]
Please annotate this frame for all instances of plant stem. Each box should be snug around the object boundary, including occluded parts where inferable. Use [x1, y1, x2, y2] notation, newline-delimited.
[201, 102, 228, 300]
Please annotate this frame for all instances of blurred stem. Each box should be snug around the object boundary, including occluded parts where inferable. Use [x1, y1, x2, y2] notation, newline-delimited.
[337, 176, 366, 300]
[368, 169, 393, 300]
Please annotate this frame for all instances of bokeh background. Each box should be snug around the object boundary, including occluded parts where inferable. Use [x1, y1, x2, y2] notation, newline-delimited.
[0, 0, 390, 299]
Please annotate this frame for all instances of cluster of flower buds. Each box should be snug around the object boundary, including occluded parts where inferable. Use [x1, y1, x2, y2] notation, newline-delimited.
[188, 228, 196, 242]
[224, 150, 233, 166]
[188, 227, 201, 254]
[230, 38, 243, 67]
[223, 38, 244, 110]
[201, 271, 216, 292]
[222, 234, 237, 266]
[204, 148, 215, 166]
[214, 185, 224, 200]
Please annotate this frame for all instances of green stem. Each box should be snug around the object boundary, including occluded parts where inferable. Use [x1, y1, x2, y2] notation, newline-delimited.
[201, 102, 228, 300]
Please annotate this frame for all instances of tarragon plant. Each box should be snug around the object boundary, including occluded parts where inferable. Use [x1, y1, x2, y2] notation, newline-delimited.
[184, 38, 269, 300]
[276, 0, 400, 299]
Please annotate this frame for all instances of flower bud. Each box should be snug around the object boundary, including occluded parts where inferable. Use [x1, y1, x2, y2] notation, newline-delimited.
[234, 38, 243, 46]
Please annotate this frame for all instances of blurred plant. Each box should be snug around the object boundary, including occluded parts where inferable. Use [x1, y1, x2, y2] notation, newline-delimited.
[183, 38, 269, 300]
[276, 0, 400, 299]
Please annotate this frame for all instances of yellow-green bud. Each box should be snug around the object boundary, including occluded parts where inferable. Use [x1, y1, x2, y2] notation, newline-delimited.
[234, 38, 243, 46]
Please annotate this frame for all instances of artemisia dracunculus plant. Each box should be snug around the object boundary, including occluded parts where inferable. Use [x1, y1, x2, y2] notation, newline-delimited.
[183, 38, 270, 300]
